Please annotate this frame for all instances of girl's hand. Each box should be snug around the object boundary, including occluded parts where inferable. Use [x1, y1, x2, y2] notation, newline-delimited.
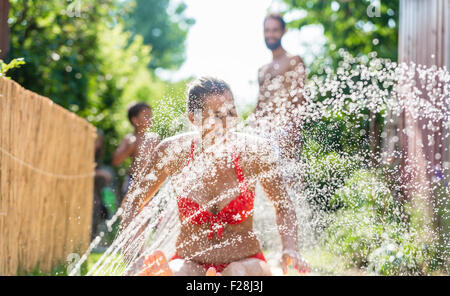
[280, 249, 310, 275]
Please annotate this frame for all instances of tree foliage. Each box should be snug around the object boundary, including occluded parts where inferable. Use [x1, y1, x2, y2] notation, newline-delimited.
[0, 57, 24, 78]
[281, 0, 399, 72]
[126, 0, 195, 70]
[6, 0, 191, 167]
[8, 0, 122, 109]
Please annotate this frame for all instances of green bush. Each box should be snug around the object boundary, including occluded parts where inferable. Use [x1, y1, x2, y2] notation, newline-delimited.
[321, 206, 383, 267]
[319, 169, 438, 275]
[367, 235, 437, 275]
[330, 169, 404, 222]
[301, 139, 359, 213]
[301, 110, 371, 156]
[0, 57, 25, 78]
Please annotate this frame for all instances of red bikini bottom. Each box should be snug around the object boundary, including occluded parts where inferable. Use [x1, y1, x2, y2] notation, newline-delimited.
[170, 251, 267, 273]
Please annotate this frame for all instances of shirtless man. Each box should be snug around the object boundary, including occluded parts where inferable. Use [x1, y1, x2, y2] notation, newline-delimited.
[253, 13, 307, 160]
[112, 102, 160, 201]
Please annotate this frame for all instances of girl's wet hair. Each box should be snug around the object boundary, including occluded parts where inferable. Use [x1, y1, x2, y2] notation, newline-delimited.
[186, 76, 232, 113]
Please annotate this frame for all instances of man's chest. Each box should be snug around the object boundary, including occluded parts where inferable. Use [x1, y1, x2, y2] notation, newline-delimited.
[259, 60, 292, 84]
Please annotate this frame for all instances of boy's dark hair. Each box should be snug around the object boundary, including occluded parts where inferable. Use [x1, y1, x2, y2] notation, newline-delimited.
[128, 102, 151, 123]
[264, 13, 286, 30]
[186, 76, 232, 113]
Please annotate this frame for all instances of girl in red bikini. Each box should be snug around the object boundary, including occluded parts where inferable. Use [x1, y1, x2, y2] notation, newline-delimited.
[119, 77, 310, 276]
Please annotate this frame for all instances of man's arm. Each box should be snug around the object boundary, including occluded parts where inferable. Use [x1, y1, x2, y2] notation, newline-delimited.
[112, 135, 135, 166]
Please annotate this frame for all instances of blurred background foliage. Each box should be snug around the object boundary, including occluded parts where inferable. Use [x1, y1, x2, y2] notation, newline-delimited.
[126, 0, 195, 70]
[6, 0, 193, 174]
[282, 0, 399, 72]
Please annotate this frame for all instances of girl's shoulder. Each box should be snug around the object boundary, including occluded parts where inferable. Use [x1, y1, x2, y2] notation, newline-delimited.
[157, 131, 198, 154]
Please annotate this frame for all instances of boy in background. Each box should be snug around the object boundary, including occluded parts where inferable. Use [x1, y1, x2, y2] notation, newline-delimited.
[112, 102, 160, 203]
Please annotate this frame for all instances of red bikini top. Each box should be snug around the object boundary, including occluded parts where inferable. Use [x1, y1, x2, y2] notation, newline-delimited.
[177, 140, 255, 240]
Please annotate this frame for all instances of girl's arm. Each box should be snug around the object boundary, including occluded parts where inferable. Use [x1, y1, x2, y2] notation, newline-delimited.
[257, 159, 299, 252]
[119, 139, 171, 233]
[254, 145, 310, 274]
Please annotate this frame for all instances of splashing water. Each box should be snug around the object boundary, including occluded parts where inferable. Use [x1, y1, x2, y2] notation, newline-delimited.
[74, 50, 449, 276]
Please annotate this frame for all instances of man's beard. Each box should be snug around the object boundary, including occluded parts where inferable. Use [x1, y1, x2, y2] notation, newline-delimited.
[265, 38, 282, 50]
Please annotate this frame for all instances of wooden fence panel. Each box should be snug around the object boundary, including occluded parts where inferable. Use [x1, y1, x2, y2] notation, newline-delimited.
[0, 77, 96, 275]
[395, 0, 450, 252]
[397, 0, 449, 195]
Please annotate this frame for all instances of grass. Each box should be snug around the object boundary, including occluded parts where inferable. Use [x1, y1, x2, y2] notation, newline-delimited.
[302, 247, 370, 275]
[18, 261, 88, 276]
[16, 252, 106, 276]
[87, 252, 105, 271]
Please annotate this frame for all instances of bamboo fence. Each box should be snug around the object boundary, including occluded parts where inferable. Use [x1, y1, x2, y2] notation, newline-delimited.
[0, 77, 96, 275]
